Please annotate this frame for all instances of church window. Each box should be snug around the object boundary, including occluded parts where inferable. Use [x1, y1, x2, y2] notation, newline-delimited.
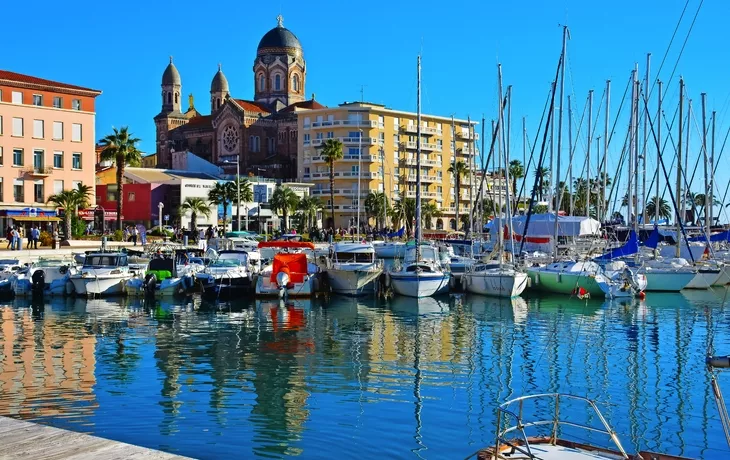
[275, 74, 281, 91]
[167, 92, 172, 104]
[175, 93, 178, 104]
[259, 74, 265, 91]
[292, 74, 300, 92]
[255, 136, 260, 152]
[249, 136, 255, 151]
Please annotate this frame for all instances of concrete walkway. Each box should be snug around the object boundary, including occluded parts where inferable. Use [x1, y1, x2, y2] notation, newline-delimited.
[0, 240, 157, 264]
[0, 416, 192, 459]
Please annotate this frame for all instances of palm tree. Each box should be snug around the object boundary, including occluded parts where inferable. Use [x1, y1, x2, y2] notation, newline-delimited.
[646, 196, 671, 221]
[270, 186, 301, 231]
[98, 126, 142, 230]
[297, 196, 323, 229]
[179, 197, 211, 231]
[74, 183, 93, 207]
[404, 198, 416, 236]
[508, 159, 524, 199]
[208, 182, 237, 230]
[448, 161, 469, 230]
[318, 139, 344, 228]
[422, 201, 442, 230]
[389, 200, 405, 229]
[47, 189, 85, 239]
[364, 192, 389, 229]
[533, 167, 550, 201]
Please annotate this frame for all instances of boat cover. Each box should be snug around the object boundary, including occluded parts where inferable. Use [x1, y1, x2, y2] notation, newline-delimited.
[594, 231, 638, 261]
[487, 213, 600, 237]
[271, 253, 308, 283]
[688, 229, 730, 242]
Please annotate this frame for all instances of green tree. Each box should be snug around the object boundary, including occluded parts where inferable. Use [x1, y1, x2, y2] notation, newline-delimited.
[448, 161, 469, 230]
[179, 197, 211, 231]
[364, 191, 390, 229]
[422, 201, 442, 230]
[389, 199, 405, 230]
[646, 196, 671, 221]
[297, 196, 323, 229]
[98, 126, 142, 230]
[47, 189, 86, 239]
[318, 139, 344, 228]
[270, 186, 301, 231]
[404, 198, 416, 236]
[208, 181, 237, 230]
[534, 167, 550, 201]
[508, 159, 524, 198]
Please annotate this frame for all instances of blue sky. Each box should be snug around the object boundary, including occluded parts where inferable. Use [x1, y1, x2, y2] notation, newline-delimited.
[4, 1, 727, 211]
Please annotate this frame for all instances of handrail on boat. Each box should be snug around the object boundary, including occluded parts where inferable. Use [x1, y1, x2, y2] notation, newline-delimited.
[494, 393, 629, 459]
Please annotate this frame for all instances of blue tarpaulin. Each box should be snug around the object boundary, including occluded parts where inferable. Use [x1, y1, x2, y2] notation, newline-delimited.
[643, 227, 661, 249]
[687, 230, 730, 242]
[594, 230, 639, 261]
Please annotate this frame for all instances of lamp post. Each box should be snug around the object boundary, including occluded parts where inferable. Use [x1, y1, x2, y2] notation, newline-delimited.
[158, 202, 164, 232]
[255, 167, 265, 236]
[220, 154, 240, 231]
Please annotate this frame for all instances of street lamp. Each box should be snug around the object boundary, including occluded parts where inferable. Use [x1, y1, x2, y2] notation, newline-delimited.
[220, 154, 240, 231]
[255, 167, 266, 236]
[158, 202, 164, 232]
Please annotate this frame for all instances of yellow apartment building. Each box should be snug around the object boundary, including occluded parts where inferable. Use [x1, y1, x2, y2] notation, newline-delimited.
[297, 102, 479, 229]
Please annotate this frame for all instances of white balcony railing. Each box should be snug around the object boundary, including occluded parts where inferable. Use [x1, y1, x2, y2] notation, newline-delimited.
[311, 119, 378, 129]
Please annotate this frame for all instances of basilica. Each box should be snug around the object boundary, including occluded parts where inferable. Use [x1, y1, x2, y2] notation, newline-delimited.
[153, 16, 324, 178]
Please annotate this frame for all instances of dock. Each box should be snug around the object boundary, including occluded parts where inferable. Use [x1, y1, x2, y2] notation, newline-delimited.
[0, 416, 192, 459]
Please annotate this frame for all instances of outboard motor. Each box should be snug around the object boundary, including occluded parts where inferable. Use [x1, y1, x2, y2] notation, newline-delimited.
[31, 270, 46, 295]
[276, 270, 290, 298]
[143, 272, 158, 296]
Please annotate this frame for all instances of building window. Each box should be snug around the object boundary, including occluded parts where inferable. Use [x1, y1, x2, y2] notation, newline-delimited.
[351, 165, 359, 174]
[255, 136, 260, 152]
[0, 147, 2, 166]
[33, 150, 44, 170]
[53, 97, 63, 108]
[34, 181, 44, 202]
[249, 136, 254, 151]
[32, 94, 43, 106]
[72, 152, 82, 169]
[12, 117, 23, 136]
[72, 123, 82, 142]
[106, 184, 118, 201]
[53, 121, 63, 140]
[71, 99, 80, 110]
[303, 117, 310, 128]
[0, 115, 3, 135]
[0, 178, 3, 202]
[12, 91, 23, 104]
[128, 192, 136, 202]
[14, 180, 23, 202]
[54, 180, 64, 195]
[327, 131, 334, 139]
[274, 74, 281, 91]
[33, 119, 44, 138]
[348, 148, 360, 156]
[258, 74, 265, 91]
[292, 74, 300, 92]
[315, 132, 323, 140]
[12, 148, 23, 166]
[303, 133, 310, 145]
[53, 151, 63, 168]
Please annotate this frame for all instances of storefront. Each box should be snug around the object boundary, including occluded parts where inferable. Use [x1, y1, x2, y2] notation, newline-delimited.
[78, 208, 122, 233]
[0, 207, 61, 233]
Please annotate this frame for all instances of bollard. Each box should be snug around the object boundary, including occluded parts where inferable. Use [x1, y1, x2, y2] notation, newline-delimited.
[183, 235, 189, 247]
[101, 236, 107, 251]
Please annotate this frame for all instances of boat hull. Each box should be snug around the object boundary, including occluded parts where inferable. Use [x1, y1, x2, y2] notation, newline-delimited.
[389, 272, 450, 298]
[256, 276, 315, 298]
[70, 275, 129, 297]
[464, 270, 528, 298]
[526, 268, 604, 296]
[640, 270, 695, 291]
[327, 266, 382, 296]
[685, 269, 722, 289]
[713, 265, 730, 286]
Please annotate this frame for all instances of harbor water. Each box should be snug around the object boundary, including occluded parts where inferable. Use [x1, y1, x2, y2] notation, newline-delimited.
[1, 291, 730, 459]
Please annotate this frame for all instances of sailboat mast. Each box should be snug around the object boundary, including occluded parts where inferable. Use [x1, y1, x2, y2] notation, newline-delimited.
[552, 25, 568, 258]
[702, 93, 709, 237]
[497, 64, 504, 248]
[628, 69, 636, 232]
[380, 146, 387, 229]
[711, 110, 716, 229]
[602, 80, 611, 222]
[676, 78, 684, 258]
[480, 115, 486, 232]
[656, 80, 663, 226]
[684, 99, 692, 232]
[568, 95, 574, 215]
[468, 115, 474, 237]
[633, 64, 640, 234]
[502, 87, 515, 259]
[415, 55, 422, 260]
[642, 53, 651, 227]
[587, 90, 593, 218]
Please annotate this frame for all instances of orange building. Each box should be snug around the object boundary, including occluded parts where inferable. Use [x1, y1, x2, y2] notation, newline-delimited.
[0, 70, 101, 229]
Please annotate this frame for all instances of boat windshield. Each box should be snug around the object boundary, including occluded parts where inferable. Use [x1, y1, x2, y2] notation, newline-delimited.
[335, 252, 374, 263]
[85, 255, 127, 267]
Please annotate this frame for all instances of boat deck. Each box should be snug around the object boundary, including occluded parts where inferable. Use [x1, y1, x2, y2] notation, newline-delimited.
[0, 416, 191, 459]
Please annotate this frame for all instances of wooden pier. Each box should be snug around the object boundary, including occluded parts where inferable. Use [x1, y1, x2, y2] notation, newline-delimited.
[0, 416, 192, 459]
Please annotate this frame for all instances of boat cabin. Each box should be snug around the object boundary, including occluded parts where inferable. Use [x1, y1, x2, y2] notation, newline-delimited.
[83, 253, 128, 268]
[332, 243, 376, 264]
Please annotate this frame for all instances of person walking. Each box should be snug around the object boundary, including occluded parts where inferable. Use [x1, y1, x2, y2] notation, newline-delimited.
[138, 225, 147, 246]
[5, 226, 12, 249]
[32, 226, 40, 248]
[11, 227, 20, 251]
[131, 225, 138, 246]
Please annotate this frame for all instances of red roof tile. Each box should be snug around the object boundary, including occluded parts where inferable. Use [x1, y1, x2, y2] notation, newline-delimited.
[233, 99, 270, 113]
[185, 114, 213, 128]
[0, 69, 101, 95]
[280, 99, 326, 112]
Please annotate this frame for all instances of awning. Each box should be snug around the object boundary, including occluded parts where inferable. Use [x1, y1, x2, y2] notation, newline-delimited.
[11, 216, 62, 222]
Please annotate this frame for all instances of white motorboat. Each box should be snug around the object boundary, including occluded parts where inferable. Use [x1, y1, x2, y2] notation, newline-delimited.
[388, 244, 450, 298]
[126, 257, 195, 297]
[0, 258, 22, 281]
[462, 263, 528, 298]
[12, 257, 76, 297]
[68, 251, 135, 297]
[638, 260, 696, 292]
[439, 244, 476, 284]
[256, 241, 320, 298]
[327, 242, 383, 296]
[373, 241, 407, 259]
[196, 250, 259, 299]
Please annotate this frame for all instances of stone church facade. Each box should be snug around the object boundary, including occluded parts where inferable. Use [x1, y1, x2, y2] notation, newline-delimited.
[153, 16, 324, 178]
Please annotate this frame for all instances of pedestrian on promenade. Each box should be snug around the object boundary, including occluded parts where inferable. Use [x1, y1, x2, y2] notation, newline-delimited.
[31, 226, 40, 249]
[131, 226, 138, 246]
[11, 227, 20, 251]
[5, 227, 12, 249]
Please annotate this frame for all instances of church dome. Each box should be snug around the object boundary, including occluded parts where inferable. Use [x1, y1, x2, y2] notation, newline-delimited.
[162, 57, 181, 86]
[210, 64, 229, 93]
[257, 16, 302, 54]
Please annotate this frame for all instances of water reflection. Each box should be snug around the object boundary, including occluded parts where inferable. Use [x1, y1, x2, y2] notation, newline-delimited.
[0, 292, 728, 459]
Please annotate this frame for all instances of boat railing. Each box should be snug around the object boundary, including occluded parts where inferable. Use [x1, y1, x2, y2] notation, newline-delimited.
[494, 393, 628, 459]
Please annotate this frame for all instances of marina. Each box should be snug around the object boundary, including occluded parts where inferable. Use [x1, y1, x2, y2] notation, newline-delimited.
[0, 291, 729, 459]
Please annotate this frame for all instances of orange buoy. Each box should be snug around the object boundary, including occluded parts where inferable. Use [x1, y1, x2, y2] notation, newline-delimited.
[638, 291, 646, 299]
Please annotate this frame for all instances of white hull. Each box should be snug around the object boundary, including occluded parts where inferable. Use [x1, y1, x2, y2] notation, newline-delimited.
[685, 270, 722, 289]
[328, 265, 383, 296]
[464, 270, 528, 298]
[70, 275, 130, 297]
[256, 275, 315, 297]
[126, 276, 192, 297]
[389, 272, 450, 298]
[712, 264, 730, 286]
[641, 270, 695, 292]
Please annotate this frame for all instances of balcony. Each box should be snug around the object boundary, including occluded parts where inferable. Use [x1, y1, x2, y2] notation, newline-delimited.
[311, 188, 369, 197]
[402, 124, 442, 136]
[406, 175, 439, 183]
[406, 191, 438, 199]
[404, 158, 442, 167]
[405, 141, 440, 151]
[310, 137, 378, 147]
[335, 171, 379, 179]
[308, 154, 378, 163]
[311, 119, 378, 129]
[24, 166, 52, 177]
[456, 131, 480, 140]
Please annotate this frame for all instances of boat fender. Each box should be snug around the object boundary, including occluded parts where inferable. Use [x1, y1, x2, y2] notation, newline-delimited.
[707, 355, 730, 369]
[556, 272, 561, 283]
[383, 272, 391, 288]
[534, 273, 540, 285]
